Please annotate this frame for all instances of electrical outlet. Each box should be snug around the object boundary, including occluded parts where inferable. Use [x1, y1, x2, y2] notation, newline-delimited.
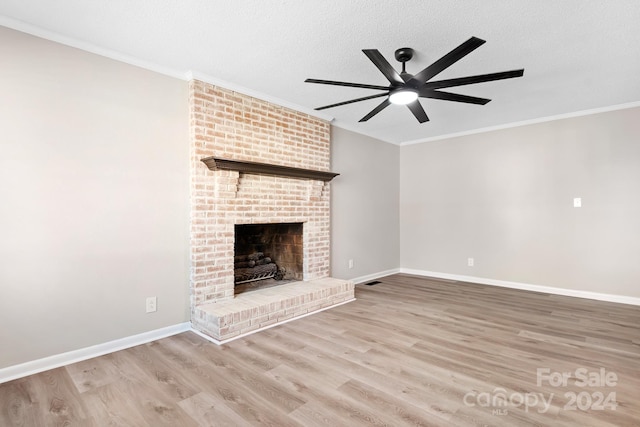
[146, 296, 157, 313]
[573, 197, 582, 208]
[348, 259, 354, 269]
[467, 258, 474, 267]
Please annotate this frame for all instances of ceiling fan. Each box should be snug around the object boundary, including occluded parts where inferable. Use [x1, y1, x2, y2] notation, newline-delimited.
[305, 37, 524, 123]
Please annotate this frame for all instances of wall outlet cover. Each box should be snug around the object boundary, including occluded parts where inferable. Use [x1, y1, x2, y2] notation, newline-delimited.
[146, 296, 157, 313]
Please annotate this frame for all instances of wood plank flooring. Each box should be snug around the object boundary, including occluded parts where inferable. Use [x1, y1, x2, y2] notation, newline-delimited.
[1, 274, 639, 426]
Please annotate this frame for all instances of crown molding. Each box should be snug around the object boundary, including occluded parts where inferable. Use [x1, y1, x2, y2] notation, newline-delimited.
[401, 101, 640, 146]
[4, 15, 636, 146]
[0, 17, 334, 122]
[330, 120, 400, 145]
[0, 16, 186, 79]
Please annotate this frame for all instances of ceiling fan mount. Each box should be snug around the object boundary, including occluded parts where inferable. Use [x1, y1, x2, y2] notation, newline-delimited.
[394, 47, 414, 76]
[305, 37, 524, 123]
[394, 47, 414, 64]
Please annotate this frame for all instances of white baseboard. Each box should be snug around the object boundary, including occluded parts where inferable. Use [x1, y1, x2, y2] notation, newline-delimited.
[0, 322, 191, 385]
[0, 296, 360, 383]
[351, 268, 401, 285]
[5, 268, 636, 384]
[400, 268, 640, 306]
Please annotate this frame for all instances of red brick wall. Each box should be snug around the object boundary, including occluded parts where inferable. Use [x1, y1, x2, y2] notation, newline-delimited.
[189, 80, 332, 307]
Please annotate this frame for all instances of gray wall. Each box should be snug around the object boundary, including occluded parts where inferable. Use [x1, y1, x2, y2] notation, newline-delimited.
[330, 126, 400, 281]
[0, 27, 190, 368]
[400, 107, 640, 298]
[3, 23, 637, 371]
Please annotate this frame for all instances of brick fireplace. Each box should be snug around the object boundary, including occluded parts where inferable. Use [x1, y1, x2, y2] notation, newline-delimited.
[189, 80, 355, 342]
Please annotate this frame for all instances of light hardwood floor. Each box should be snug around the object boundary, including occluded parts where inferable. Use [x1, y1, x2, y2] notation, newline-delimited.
[1, 274, 639, 426]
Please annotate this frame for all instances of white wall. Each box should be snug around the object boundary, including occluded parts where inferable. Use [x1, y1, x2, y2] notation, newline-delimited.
[0, 27, 190, 368]
[400, 107, 640, 298]
[330, 126, 400, 281]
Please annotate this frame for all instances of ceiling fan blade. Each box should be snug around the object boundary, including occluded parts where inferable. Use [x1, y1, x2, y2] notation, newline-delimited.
[359, 99, 391, 122]
[424, 69, 525, 90]
[362, 49, 404, 84]
[407, 101, 429, 123]
[420, 89, 491, 105]
[314, 92, 389, 111]
[305, 78, 390, 91]
[408, 37, 486, 85]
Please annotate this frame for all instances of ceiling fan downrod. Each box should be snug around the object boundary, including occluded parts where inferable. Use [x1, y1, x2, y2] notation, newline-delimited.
[394, 47, 414, 75]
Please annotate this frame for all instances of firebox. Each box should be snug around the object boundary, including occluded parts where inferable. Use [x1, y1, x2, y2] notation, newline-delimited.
[234, 223, 303, 291]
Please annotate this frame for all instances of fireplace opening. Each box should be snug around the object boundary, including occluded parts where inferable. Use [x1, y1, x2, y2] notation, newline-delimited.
[234, 222, 303, 294]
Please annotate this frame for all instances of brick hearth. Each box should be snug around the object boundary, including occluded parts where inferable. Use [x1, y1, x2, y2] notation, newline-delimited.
[189, 80, 354, 341]
[192, 278, 354, 342]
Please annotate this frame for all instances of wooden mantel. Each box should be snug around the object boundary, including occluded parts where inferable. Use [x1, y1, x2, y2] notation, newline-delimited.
[201, 157, 339, 182]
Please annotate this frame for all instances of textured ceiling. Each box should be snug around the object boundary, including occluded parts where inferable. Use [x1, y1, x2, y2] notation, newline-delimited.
[1, 1, 639, 145]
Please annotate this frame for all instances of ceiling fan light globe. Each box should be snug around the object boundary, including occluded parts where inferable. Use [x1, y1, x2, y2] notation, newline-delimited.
[389, 89, 418, 105]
